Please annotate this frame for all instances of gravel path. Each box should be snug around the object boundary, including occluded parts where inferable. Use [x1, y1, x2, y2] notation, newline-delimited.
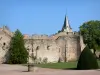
[0, 64, 100, 75]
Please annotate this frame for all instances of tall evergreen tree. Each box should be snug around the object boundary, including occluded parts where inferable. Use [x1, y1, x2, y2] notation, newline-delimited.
[8, 29, 28, 64]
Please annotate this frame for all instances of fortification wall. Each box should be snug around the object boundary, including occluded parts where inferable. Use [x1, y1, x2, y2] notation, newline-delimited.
[53, 32, 79, 40]
[0, 29, 11, 63]
[25, 39, 59, 63]
[66, 35, 81, 61]
[55, 32, 81, 62]
[24, 34, 53, 40]
[80, 35, 86, 51]
[0, 26, 83, 63]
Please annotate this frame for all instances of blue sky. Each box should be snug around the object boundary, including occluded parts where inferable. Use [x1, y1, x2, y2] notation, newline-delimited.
[0, 0, 100, 35]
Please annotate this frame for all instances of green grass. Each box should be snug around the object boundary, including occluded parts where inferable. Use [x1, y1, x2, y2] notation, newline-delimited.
[36, 60, 100, 69]
[36, 61, 77, 69]
[97, 60, 100, 68]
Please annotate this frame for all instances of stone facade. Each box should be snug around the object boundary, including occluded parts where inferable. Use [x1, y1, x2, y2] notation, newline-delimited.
[0, 26, 13, 63]
[0, 16, 85, 63]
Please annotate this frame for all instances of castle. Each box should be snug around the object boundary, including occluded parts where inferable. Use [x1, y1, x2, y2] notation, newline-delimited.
[0, 16, 85, 63]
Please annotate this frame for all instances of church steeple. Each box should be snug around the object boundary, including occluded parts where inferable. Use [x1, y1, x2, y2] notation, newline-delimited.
[61, 15, 72, 32]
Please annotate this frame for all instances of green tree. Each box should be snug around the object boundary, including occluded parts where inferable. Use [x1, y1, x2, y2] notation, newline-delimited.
[58, 30, 61, 33]
[77, 46, 99, 70]
[80, 20, 100, 54]
[8, 29, 28, 64]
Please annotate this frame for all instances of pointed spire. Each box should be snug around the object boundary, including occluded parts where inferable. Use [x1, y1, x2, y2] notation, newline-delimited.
[61, 15, 72, 32]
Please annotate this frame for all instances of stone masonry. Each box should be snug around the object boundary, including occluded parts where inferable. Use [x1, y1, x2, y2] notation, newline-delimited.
[0, 16, 85, 63]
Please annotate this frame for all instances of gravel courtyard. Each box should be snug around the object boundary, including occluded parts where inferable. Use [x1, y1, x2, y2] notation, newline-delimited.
[0, 64, 100, 75]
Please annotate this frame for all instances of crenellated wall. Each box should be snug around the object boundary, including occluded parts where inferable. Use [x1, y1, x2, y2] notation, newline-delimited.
[0, 26, 85, 63]
[23, 31, 82, 63]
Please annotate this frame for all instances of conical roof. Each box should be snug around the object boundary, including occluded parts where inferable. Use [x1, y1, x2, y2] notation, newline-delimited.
[62, 15, 72, 32]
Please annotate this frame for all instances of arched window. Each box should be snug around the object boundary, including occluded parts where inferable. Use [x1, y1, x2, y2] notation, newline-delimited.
[3, 42, 6, 46]
[36, 46, 39, 50]
[47, 46, 50, 50]
[2, 42, 6, 50]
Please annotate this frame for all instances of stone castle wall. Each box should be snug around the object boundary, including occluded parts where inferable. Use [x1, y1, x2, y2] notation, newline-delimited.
[55, 32, 81, 62]
[0, 26, 85, 63]
[24, 39, 59, 63]
[0, 27, 12, 63]
[24, 32, 83, 63]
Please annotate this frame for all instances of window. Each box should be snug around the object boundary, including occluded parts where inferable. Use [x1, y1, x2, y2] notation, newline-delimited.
[36, 46, 39, 50]
[47, 46, 50, 50]
[3, 42, 6, 46]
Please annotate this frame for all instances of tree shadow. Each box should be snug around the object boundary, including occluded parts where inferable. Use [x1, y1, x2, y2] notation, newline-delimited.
[62, 68, 77, 70]
[22, 71, 30, 72]
[62, 67, 100, 70]
[95, 69, 100, 71]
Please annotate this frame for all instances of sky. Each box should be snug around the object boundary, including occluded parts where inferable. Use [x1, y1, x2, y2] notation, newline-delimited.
[0, 0, 100, 35]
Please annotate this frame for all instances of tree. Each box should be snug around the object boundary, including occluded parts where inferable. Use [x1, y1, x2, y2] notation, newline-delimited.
[77, 46, 99, 70]
[8, 29, 28, 64]
[80, 20, 100, 54]
[58, 30, 61, 33]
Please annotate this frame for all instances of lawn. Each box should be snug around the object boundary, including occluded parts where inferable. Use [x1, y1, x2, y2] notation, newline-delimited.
[36, 61, 77, 69]
[36, 60, 100, 69]
[98, 60, 100, 67]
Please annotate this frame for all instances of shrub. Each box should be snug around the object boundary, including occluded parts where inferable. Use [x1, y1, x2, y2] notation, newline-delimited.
[77, 46, 99, 70]
[43, 57, 48, 64]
